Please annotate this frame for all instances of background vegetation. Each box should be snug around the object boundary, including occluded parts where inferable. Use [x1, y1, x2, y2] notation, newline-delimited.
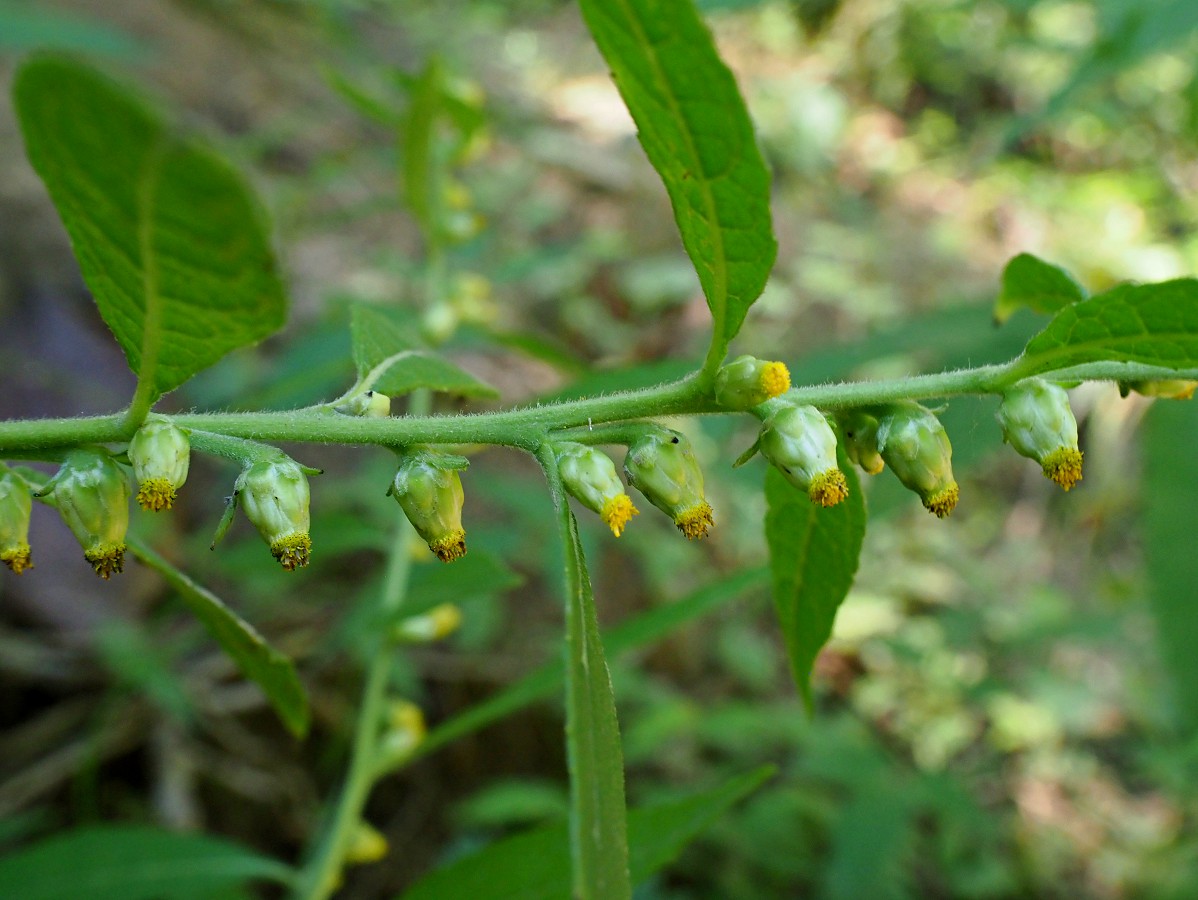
[3, 0, 1198, 896]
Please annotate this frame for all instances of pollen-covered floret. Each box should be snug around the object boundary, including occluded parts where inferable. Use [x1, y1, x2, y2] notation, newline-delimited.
[236, 456, 313, 570]
[128, 420, 190, 512]
[0, 471, 34, 575]
[997, 379, 1083, 491]
[42, 449, 130, 578]
[390, 450, 468, 562]
[759, 404, 849, 507]
[714, 355, 792, 409]
[624, 430, 715, 539]
[875, 402, 959, 517]
[555, 443, 639, 537]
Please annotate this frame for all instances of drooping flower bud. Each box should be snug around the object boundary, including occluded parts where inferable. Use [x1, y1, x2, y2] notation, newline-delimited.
[335, 390, 392, 418]
[393, 603, 463, 643]
[714, 355, 792, 409]
[624, 430, 714, 539]
[1118, 379, 1198, 401]
[389, 450, 467, 562]
[875, 403, 959, 517]
[43, 449, 130, 578]
[555, 443, 639, 537]
[128, 420, 190, 511]
[0, 471, 33, 575]
[837, 409, 885, 476]
[997, 379, 1083, 491]
[236, 456, 312, 570]
[759, 405, 848, 507]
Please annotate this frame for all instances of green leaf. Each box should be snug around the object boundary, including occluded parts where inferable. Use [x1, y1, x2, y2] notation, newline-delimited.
[0, 825, 293, 900]
[400, 766, 773, 900]
[559, 500, 631, 900]
[14, 56, 287, 407]
[579, 0, 776, 360]
[1143, 399, 1198, 733]
[130, 540, 310, 738]
[993, 253, 1087, 325]
[350, 303, 498, 398]
[1013, 279, 1198, 379]
[415, 567, 765, 760]
[764, 461, 866, 711]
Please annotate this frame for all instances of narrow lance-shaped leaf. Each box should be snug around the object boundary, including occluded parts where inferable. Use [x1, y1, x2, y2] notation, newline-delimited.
[993, 253, 1087, 325]
[14, 56, 287, 406]
[764, 460, 866, 711]
[130, 540, 310, 738]
[579, 0, 776, 360]
[1012, 278, 1198, 379]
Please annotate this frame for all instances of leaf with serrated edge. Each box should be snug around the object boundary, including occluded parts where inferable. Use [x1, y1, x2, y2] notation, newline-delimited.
[764, 461, 866, 712]
[1014, 279, 1198, 378]
[14, 56, 286, 404]
[579, 0, 776, 357]
[130, 540, 310, 738]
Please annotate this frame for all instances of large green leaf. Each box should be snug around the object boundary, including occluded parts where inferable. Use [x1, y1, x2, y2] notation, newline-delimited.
[400, 766, 773, 900]
[993, 253, 1087, 325]
[559, 500, 631, 899]
[0, 825, 293, 900]
[764, 461, 866, 711]
[579, 0, 776, 359]
[350, 303, 498, 398]
[130, 540, 310, 738]
[1012, 279, 1198, 379]
[14, 56, 287, 407]
[1143, 400, 1198, 733]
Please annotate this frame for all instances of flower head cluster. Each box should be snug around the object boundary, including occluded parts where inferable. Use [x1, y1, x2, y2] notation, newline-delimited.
[624, 429, 714, 539]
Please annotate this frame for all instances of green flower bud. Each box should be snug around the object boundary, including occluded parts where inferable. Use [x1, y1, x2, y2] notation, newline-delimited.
[837, 409, 885, 476]
[759, 405, 848, 507]
[236, 457, 312, 570]
[390, 450, 467, 562]
[875, 403, 959, 517]
[128, 420, 190, 511]
[44, 449, 130, 578]
[555, 443, 639, 537]
[997, 379, 1083, 491]
[0, 471, 33, 574]
[393, 603, 463, 643]
[335, 390, 391, 418]
[714, 355, 791, 409]
[623, 430, 714, 539]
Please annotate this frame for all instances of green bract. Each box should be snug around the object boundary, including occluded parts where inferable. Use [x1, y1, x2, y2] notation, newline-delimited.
[0, 471, 33, 574]
[759, 405, 848, 508]
[236, 457, 312, 571]
[43, 449, 130, 578]
[623, 430, 714, 540]
[389, 450, 468, 562]
[875, 403, 959, 518]
[129, 420, 191, 511]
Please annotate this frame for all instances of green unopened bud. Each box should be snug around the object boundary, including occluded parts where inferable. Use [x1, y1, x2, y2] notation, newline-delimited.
[997, 379, 1083, 491]
[759, 405, 848, 507]
[875, 403, 959, 517]
[336, 390, 391, 418]
[0, 471, 33, 574]
[714, 355, 792, 409]
[624, 430, 714, 539]
[555, 443, 638, 537]
[128, 420, 190, 511]
[1118, 379, 1197, 401]
[377, 699, 426, 765]
[393, 603, 463, 643]
[837, 410, 885, 475]
[346, 821, 389, 865]
[390, 450, 467, 562]
[236, 457, 312, 570]
[44, 450, 130, 578]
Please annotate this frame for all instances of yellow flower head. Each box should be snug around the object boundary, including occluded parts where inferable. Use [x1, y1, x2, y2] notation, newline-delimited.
[43, 450, 130, 578]
[997, 379, 1083, 491]
[236, 456, 313, 570]
[390, 450, 468, 563]
[556, 443, 639, 537]
[876, 402, 959, 518]
[0, 471, 33, 575]
[624, 430, 715, 539]
[128, 420, 190, 512]
[715, 356, 792, 409]
[759, 404, 849, 508]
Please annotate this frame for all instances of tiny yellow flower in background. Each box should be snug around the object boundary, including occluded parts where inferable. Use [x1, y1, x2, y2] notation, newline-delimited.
[390, 450, 468, 562]
[236, 457, 313, 570]
[377, 699, 427, 766]
[394, 603, 463, 643]
[0, 471, 34, 575]
[714, 355, 792, 409]
[997, 379, 1083, 491]
[346, 822, 389, 865]
[875, 403, 959, 517]
[624, 430, 714, 539]
[42, 449, 130, 578]
[128, 420, 190, 511]
[555, 442, 639, 537]
[759, 404, 849, 507]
